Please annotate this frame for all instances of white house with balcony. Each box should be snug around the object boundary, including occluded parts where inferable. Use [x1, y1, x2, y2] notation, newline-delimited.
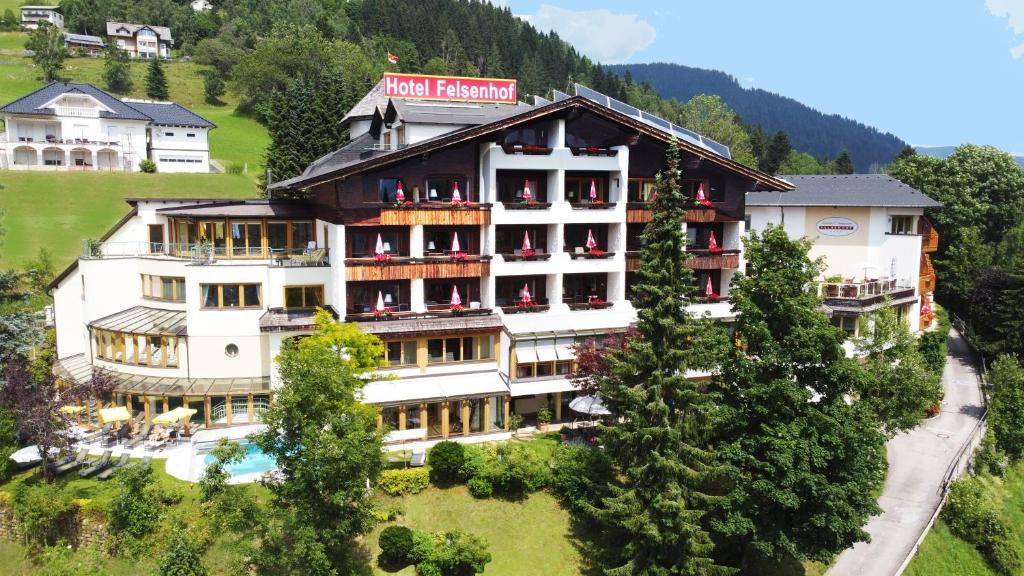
[106, 22, 173, 59]
[746, 174, 943, 338]
[20, 5, 63, 29]
[0, 82, 214, 172]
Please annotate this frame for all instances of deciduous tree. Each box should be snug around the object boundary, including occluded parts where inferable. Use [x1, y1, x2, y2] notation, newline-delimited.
[988, 355, 1024, 460]
[711, 224, 887, 567]
[103, 45, 133, 94]
[25, 22, 68, 81]
[677, 94, 757, 168]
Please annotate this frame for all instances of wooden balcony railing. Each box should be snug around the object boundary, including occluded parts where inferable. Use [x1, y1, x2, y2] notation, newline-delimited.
[625, 203, 723, 224]
[378, 203, 491, 226]
[344, 256, 490, 281]
[685, 250, 740, 270]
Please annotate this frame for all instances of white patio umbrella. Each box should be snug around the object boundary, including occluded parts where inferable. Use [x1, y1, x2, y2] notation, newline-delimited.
[450, 285, 462, 307]
[450, 232, 461, 252]
[522, 180, 532, 200]
[522, 231, 531, 251]
[452, 181, 462, 202]
[586, 229, 598, 250]
[375, 233, 385, 255]
[376, 290, 386, 312]
[589, 179, 597, 201]
[9, 445, 46, 467]
[569, 395, 610, 416]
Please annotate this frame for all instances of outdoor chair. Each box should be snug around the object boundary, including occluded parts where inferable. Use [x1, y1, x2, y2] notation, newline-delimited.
[141, 456, 153, 468]
[410, 450, 426, 467]
[83, 423, 110, 444]
[97, 453, 131, 480]
[78, 450, 112, 478]
[126, 423, 152, 449]
[53, 448, 89, 476]
[290, 248, 326, 266]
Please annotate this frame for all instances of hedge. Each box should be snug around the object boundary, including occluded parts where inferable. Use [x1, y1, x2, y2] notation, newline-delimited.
[378, 468, 430, 496]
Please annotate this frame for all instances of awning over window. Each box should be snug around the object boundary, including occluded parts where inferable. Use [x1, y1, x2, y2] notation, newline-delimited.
[89, 306, 187, 336]
[361, 370, 509, 405]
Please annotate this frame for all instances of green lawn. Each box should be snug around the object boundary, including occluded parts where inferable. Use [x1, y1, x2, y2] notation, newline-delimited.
[905, 461, 1024, 576]
[371, 486, 581, 576]
[0, 171, 260, 269]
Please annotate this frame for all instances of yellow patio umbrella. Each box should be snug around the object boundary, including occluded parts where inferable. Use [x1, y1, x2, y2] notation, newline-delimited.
[152, 407, 198, 435]
[60, 405, 85, 414]
[98, 406, 131, 425]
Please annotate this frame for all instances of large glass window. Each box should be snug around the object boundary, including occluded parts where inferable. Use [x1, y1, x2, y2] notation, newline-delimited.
[231, 221, 263, 257]
[94, 329, 179, 367]
[284, 285, 324, 309]
[267, 222, 288, 252]
[497, 171, 546, 203]
[141, 275, 185, 302]
[627, 178, 657, 202]
[291, 221, 313, 251]
[425, 335, 491, 364]
[382, 340, 418, 366]
[200, 283, 262, 309]
[564, 174, 606, 203]
[199, 221, 227, 252]
[379, 178, 403, 203]
[891, 216, 914, 235]
[424, 176, 468, 202]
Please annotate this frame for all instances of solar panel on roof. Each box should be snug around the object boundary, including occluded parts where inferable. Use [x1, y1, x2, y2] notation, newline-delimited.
[533, 95, 551, 106]
[552, 90, 571, 102]
[572, 83, 731, 160]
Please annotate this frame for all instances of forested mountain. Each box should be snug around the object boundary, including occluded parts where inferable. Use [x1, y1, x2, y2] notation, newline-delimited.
[609, 63, 907, 172]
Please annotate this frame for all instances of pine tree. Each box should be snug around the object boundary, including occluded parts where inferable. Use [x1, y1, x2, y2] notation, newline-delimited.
[834, 150, 855, 174]
[710, 225, 887, 567]
[145, 57, 169, 100]
[592, 140, 732, 576]
[762, 130, 791, 174]
[203, 72, 225, 104]
[895, 145, 916, 161]
[103, 45, 133, 94]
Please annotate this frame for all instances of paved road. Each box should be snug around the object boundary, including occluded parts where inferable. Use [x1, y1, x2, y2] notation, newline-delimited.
[827, 330, 985, 576]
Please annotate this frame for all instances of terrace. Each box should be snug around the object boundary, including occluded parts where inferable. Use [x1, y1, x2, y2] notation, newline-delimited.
[818, 277, 917, 312]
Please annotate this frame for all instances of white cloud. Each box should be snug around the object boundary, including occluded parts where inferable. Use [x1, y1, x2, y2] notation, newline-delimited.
[517, 5, 656, 64]
[986, 0, 1024, 58]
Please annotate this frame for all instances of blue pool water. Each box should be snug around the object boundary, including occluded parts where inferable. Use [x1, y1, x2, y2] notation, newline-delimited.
[204, 442, 277, 476]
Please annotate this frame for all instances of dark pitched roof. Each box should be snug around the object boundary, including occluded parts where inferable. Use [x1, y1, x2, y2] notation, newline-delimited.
[746, 174, 943, 208]
[296, 132, 397, 182]
[156, 199, 312, 218]
[341, 79, 386, 125]
[0, 82, 151, 121]
[125, 101, 216, 128]
[64, 32, 104, 46]
[106, 21, 173, 43]
[385, 98, 533, 126]
[271, 95, 794, 192]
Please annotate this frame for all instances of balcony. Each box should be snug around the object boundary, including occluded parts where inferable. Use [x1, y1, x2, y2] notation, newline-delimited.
[378, 203, 491, 226]
[500, 143, 553, 156]
[685, 249, 740, 270]
[344, 256, 490, 281]
[82, 241, 330, 267]
[818, 277, 916, 309]
[623, 203, 723, 224]
[920, 218, 939, 253]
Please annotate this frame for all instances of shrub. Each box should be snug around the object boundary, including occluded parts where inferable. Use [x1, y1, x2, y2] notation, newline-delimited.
[203, 73, 225, 104]
[373, 504, 404, 523]
[508, 413, 524, 433]
[36, 545, 109, 576]
[943, 477, 997, 545]
[379, 525, 415, 565]
[225, 163, 245, 175]
[974, 434, 1009, 476]
[918, 329, 948, 376]
[11, 483, 73, 549]
[409, 528, 436, 565]
[106, 462, 160, 540]
[158, 486, 185, 506]
[139, 159, 157, 173]
[428, 441, 465, 485]
[418, 530, 492, 576]
[467, 476, 493, 499]
[984, 534, 1023, 575]
[155, 521, 209, 576]
[550, 444, 614, 513]
[459, 444, 486, 480]
[479, 442, 549, 498]
[378, 467, 430, 496]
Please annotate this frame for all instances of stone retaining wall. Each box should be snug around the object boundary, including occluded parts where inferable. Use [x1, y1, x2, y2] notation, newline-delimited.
[0, 497, 110, 550]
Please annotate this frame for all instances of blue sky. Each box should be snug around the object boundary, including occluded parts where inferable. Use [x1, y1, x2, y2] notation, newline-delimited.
[503, 0, 1024, 154]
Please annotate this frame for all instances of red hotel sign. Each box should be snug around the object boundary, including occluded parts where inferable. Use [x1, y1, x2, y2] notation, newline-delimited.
[383, 73, 517, 104]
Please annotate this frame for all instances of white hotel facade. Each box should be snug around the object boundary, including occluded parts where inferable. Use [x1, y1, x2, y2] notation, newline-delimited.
[62, 77, 925, 440]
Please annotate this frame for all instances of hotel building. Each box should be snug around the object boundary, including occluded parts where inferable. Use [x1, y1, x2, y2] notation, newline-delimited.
[746, 174, 942, 337]
[49, 79, 791, 440]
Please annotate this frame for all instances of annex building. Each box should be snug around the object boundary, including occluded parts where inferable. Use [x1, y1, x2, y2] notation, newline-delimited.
[746, 174, 942, 336]
[0, 82, 214, 173]
[50, 75, 793, 440]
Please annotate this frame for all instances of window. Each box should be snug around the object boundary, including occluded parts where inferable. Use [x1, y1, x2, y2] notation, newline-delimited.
[148, 224, 164, 253]
[424, 175, 468, 202]
[425, 335, 493, 364]
[187, 133, 195, 138]
[94, 329, 179, 368]
[224, 343, 239, 357]
[284, 285, 324, 309]
[200, 283, 262, 309]
[379, 178, 403, 203]
[627, 178, 656, 202]
[382, 131, 391, 149]
[291, 221, 313, 251]
[230, 221, 263, 257]
[891, 216, 914, 235]
[381, 340, 418, 366]
[514, 360, 577, 380]
[564, 175, 605, 203]
[165, 132, 175, 137]
[396, 125, 406, 146]
[497, 171, 546, 203]
[141, 275, 185, 302]
[831, 315, 859, 336]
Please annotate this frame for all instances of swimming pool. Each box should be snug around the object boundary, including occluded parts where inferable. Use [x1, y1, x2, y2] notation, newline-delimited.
[203, 441, 277, 476]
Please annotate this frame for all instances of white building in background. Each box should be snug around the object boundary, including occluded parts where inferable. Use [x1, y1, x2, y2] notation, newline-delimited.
[746, 174, 942, 337]
[106, 21, 173, 59]
[50, 76, 791, 438]
[0, 82, 214, 173]
[20, 5, 63, 29]
[191, 0, 212, 11]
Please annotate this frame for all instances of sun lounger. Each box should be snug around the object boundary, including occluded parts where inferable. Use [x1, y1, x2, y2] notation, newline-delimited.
[97, 453, 131, 480]
[409, 449, 426, 467]
[82, 423, 110, 444]
[141, 455, 152, 468]
[126, 423, 152, 449]
[52, 448, 89, 476]
[78, 450, 112, 478]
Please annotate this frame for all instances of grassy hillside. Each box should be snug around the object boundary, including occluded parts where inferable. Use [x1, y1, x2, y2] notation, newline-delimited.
[0, 31, 266, 269]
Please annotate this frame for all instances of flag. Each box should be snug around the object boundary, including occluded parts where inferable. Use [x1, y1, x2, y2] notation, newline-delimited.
[395, 181, 405, 202]
[451, 232, 461, 252]
[376, 291, 386, 312]
[522, 180, 532, 200]
[589, 179, 597, 201]
[452, 181, 462, 203]
[586, 229, 597, 250]
[451, 285, 462, 306]
[375, 233, 385, 255]
[387, 51, 399, 65]
[521, 283, 532, 303]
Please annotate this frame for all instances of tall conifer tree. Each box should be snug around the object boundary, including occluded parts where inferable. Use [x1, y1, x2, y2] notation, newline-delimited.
[593, 139, 732, 576]
[145, 57, 169, 100]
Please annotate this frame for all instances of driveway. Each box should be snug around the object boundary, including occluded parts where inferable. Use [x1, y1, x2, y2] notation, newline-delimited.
[827, 329, 985, 576]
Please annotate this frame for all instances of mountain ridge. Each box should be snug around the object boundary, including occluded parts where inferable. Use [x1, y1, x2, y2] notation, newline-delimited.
[608, 62, 907, 172]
